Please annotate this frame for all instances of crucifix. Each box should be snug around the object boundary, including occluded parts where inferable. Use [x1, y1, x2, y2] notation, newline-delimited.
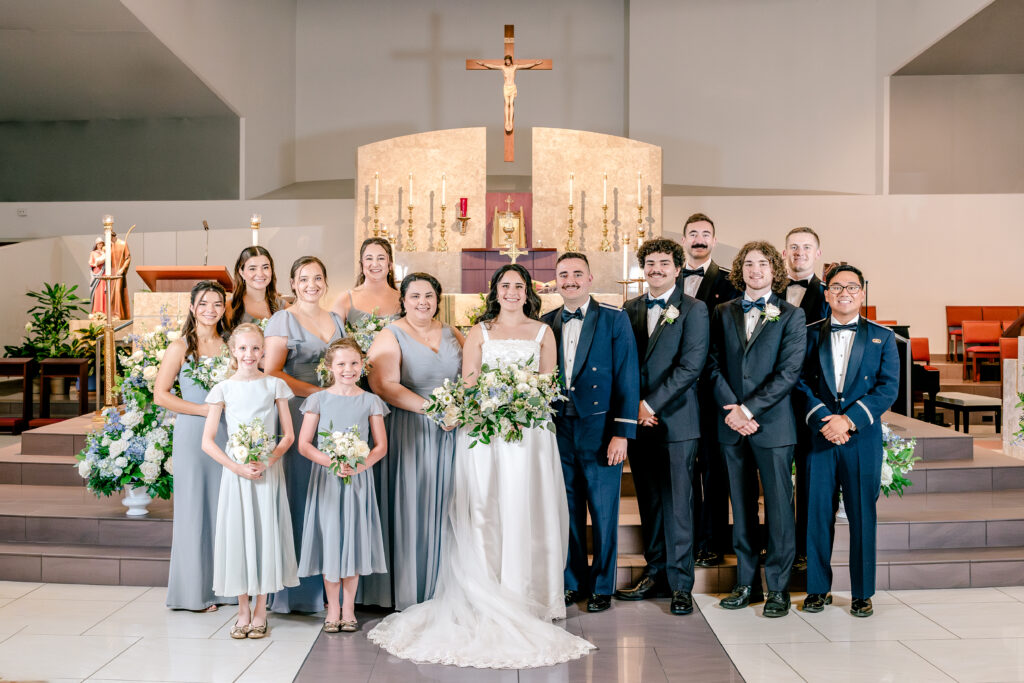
[467, 25, 552, 162]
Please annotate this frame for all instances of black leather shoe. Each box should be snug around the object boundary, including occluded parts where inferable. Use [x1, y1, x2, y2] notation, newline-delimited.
[850, 597, 873, 617]
[614, 575, 670, 601]
[719, 585, 765, 610]
[564, 589, 583, 606]
[801, 593, 832, 613]
[670, 590, 693, 615]
[792, 555, 808, 572]
[695, 550, 723, 568]
[763, 591, 791, 618]
[586, 594, 612, 612]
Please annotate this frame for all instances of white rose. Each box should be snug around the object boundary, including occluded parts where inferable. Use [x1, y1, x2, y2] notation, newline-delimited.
[153, 325, 164, 334]
[155, 349, 166, 361]
[130, 350, 144, 362]
[121, 410, 143, 428]
[231, 446, 249, 463]
[108, 440, 126, 457]
[140, 461, 160, 483]
[78, 460, 92, 477]
[114, 456, 128, 468]
[142, 366, 159, 382]
[880, 462, 894, 488]
[357, 442, 370, 458]
[164, 457, 174, 475]
[166, 330, 181, 341]
[516, 382, 531, 394]
[144, 444, 161, 462]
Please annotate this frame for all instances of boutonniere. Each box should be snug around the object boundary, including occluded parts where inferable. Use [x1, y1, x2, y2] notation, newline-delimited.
[661, 305, 680, 325]
[762, 303, 781, 322]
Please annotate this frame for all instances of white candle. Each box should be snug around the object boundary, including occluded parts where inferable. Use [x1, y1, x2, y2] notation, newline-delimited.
[569, 172, 574, 205]
[441, 173, 446, 205]
[250, 214, 261, 246]
[622, 240, 628, 280]
[374, 172, 379, 205]
[603, 173, 608, 205]
[408, 173, 414, 206]
[637, 172, 643, 208]
[102, 215, 113, 276]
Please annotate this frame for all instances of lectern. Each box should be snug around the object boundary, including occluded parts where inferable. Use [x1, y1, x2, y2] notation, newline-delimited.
[136, 266, 234, 293]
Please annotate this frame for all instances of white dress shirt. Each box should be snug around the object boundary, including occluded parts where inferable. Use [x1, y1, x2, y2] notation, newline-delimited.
[786, 276, 810, 307]
[830, 315, 859, 393]
[743, 293, 765, 341]
[562, 299, 590, 382]
[680, 260, 709, 299]
[646, 285, 675, 336]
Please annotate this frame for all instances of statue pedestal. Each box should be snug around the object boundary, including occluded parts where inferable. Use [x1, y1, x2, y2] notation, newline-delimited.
[1004, 337, 1024, 459]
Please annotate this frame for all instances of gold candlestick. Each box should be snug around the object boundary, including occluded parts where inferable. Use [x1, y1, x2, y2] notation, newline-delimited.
[372, 203, 380, 237]
[405, 205, 416, 251]
[636, 204, 646, 248]
[438, 203, 448, 252]
[600, 203, 612, 252]
[566, 203, 577, 251]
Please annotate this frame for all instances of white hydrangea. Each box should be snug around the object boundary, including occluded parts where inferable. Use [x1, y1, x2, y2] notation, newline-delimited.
[144, 444, 162, 462]
[880, 462, 894, 487]
[120, 410, 143, 429]
[108, 439, 127, 458]
[142, 366, 159, 382]
[78, 460, 92, 477]
[164, 457, 174, 475]
[146, 427, 169, 445]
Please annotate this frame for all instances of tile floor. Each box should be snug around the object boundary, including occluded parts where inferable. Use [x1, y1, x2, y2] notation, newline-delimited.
[7, 582, 1024, 681]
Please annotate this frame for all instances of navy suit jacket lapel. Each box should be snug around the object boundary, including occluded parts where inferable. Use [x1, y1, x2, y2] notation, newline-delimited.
[551, 306, 566, 384]
[628, 298, 649, 360]
[695, 260, 717, 302]
[818, 319, 839, 399]
[727, 298, 747, 352]
[645, 287, 682, 363]
[571, 297, 599, 385]
[842, 318, 869, 395]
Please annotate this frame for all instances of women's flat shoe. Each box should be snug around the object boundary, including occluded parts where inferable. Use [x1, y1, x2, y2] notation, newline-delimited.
[230, 623, 251, 639]
[340, 620, 359, 632]
[323, 620, 341, 633]
[247, 622, 268, 639]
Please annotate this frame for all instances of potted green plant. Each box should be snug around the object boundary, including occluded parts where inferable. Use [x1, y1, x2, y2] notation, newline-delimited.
[4, 283, 91, 394]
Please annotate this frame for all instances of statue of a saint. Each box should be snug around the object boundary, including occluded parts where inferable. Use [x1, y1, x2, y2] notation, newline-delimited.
[475, 55, 544, 133]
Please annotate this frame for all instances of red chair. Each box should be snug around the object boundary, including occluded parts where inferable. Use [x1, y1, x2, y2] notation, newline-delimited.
[946, 306, 983, 361]
[982, 306, 1019, 322]
[962, 320, 1002, 380]
[1001, 337, 1020, 365]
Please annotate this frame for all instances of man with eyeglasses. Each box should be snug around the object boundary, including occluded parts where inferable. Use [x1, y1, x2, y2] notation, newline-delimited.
[796, 265, 899, 618]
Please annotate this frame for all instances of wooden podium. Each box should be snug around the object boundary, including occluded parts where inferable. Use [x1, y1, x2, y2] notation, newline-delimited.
[136, 266, 234, 293]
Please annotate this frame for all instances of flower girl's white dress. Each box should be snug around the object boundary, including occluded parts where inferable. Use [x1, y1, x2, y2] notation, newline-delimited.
[368, 325, 594, 668]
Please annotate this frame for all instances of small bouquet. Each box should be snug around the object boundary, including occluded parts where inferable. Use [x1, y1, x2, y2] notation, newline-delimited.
[227, 418, 276, 465]
[880, 422, 919, 497]
[424, 377, 467, 430]
[461, 358, 565, 447]
[255, 318, 270, 332]
[346, 310, 388, 353]
[316, 355, 331, 387]
[1013, 392, 1024, 445]
[183, 350, 232, 390]
[318, 423, 370, 484]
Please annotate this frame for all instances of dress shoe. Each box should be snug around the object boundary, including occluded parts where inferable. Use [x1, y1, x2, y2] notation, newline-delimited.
[670, 590, 693, 615]
[792, 555, 808, 572]
[762, 591, 791, 618]
[801, 593, 832, 613]
[695, 550, 723, 567]
[850, 597, 873, 617]
[564, 589, 583, 606]
[719, 585, 765, 610]
[586, 594, 612, 612]
[614, 575, 670, 601]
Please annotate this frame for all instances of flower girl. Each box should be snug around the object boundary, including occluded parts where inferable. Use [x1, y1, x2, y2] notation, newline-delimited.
[297, 338, 389, 633]
[202, 323, 299, 639]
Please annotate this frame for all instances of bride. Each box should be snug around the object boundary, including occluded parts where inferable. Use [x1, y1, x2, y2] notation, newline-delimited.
[367, 264, 595, 668]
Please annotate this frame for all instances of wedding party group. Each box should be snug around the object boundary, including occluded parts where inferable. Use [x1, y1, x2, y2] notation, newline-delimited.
[152, 211, 900, 670]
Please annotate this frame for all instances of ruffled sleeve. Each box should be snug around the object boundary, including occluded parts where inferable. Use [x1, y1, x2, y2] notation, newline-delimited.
[263, 310, 290, 338]
[369, 393, 391, 419]
[300, 391, 322, 415]
[205, 381, 227, 404]
[273, 376, 295, 401]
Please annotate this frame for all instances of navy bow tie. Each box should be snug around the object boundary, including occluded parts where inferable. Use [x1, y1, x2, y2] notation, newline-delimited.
[741, 297, 766, 313]
[831, 322, 858, 332]
[561, 308, 584, 323]
[788, 279, 809, 289]
[680, 267, 704, 278]
[646, 298, 665, 309]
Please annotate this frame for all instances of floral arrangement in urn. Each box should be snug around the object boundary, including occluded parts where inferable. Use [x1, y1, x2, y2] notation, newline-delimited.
[75, 314, 181, 500]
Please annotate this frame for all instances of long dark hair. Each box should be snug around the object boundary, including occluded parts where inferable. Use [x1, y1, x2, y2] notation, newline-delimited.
[478, 264, 541, 323]
[398, 272, 442, 318]
[181, 281, 228, 363]
[355, 237, 397, 289]
[229, 246, 280, 328]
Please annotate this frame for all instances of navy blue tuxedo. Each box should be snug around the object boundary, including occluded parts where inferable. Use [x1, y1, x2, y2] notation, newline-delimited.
[544, 298, 640, 595]
[796, 317, 900, 599]
[623, 289, 709, 591]
[707, 293, 806, 591]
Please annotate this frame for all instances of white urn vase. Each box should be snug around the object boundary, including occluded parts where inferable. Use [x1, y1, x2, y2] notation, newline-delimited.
[122, 485, 152, 517]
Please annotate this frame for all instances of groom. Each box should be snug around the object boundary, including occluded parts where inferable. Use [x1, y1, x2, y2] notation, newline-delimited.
[544, 252, 639, 613]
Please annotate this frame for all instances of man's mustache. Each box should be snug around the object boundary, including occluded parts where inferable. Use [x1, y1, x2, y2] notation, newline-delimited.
[690, 243, 708, 249]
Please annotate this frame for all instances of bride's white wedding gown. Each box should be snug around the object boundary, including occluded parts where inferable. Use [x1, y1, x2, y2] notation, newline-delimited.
[367, 326, 595, 668]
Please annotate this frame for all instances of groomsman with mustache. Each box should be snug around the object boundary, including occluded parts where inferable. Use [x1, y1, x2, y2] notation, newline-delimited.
[677, 213, 740, 568]
[615, 239, 709, 616]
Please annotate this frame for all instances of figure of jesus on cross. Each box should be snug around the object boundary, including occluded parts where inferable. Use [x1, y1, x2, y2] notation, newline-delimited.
[475, 55, 544, 133]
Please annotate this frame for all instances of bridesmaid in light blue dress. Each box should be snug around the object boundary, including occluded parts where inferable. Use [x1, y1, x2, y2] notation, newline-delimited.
[368, 272, 464, 610]
[264, 256, 345, 614]
[227, 245, 288, 328]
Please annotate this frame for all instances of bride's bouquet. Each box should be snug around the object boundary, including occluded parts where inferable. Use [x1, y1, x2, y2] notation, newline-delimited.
[463, 360, 565, 447]
[227, 419, 276, 465]
[318, 423, 370, 484]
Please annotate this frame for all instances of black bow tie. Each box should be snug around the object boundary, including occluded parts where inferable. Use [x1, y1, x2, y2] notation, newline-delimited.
[741, 297, 766, 313]
[788, 279, 809, 289]
[646, 298, 665, 309]
[680, 267, 704, 278]
[831, 322, 858, 332]
[561, 308, 584, 323]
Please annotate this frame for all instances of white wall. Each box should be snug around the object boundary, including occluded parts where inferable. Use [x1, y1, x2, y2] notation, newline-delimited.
[294, 0, 626, 179]
[122, 0, 297, 199]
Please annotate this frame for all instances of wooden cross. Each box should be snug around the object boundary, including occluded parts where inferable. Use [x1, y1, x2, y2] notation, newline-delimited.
[466, 25, 552, 162]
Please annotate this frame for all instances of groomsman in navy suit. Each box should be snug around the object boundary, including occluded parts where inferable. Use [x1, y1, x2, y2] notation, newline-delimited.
[783, 226, 830, 571]
[797, 265, 899, 618]
[615, 239, 709, 616]
[707, 241, 806, 617]
[544, 252, 640, 613]
[676, 213, 740, 568]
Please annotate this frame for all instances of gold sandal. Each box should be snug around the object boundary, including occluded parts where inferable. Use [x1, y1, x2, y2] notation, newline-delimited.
[230, 623, 251, 639]
[247, 621, 268, 639]
[340, 620, 358, 632]
[323, 620, 342, 633]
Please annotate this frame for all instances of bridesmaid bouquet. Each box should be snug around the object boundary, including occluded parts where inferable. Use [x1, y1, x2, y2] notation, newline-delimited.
[424, 377, 467, 429]
[345, 309, 388, 352]
[880, 422, 919, 497]
[182, 351, 232, 390]
[227, 419, 276, 465]
[462, 361, 565, 447]
[318, 423, 371, 484]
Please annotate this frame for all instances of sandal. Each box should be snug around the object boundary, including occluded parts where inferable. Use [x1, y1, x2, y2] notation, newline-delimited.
[247, 621, 268, 639]
[340, 620, 358, 632]
[323, 620, 341, 633]
[230, 622, 251, 639]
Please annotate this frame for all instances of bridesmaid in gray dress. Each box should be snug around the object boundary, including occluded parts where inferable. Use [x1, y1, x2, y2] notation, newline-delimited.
[368, 272, 464, 610]
[154, 281, 233, 611]
[228, 246, 288, 327]
[264, 256, 346, 614]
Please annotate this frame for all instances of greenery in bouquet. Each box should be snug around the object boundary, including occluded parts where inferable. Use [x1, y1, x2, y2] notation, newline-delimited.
[465, 293, 488, 327]
[4, 282, 93, 364]
[182, 349, 232, 390]
[75, 312, 180, 499]
[880, 422, 919, 497]
[462, 359, 565, 447]
[227, 418, 276, 465]
[1014, 392, 1024, 445]
[317, 422, 370, 484]
[316, 355, 332, 387]
[345, 309, 388, 353]
[424, 377, 468, 430]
